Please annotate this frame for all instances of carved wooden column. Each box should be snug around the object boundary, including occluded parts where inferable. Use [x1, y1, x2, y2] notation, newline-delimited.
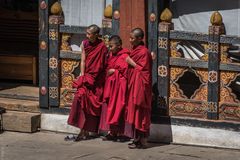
[148, 0, 162, 112]
[48, 2, 64, 107]
[207, 11, 224, 119]
[157, 9, 173, 114]
[39, 0, 49, 108]
[112, 0, 120, 35]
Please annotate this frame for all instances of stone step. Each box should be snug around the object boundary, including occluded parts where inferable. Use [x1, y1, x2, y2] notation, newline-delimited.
[2, 110, 41, 133]
[0, 97, 39, 113]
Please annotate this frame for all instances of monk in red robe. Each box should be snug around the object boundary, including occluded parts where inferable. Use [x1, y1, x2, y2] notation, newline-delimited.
[99, 35, 130, 141]
[125, 28, 152, 149]
[67, 24, 108, 141]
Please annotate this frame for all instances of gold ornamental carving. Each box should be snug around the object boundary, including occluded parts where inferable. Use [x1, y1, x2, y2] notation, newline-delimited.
[208, 102, 217, 112]
[170, 67, 186, 82]
[60, 88, 75, 107]
[208, 42, 218, 53]
[210, 11, 223, 26]
[158, 65, 168, 77]
[196, 69, 208, 83]
[158, 38, 168, 49]
[191, 85, 208, 101]
[170, 83, 187, 99]
[49, 57, 58, 69]
[49, 29, 58, 40]
[61, 60, 80, 88]
[220, 87, 239, 103]
[220, 71, 238, 86]
[40, 41, 47, 50]
[51, 2, 62, 15]
[149, 13, 156, 22]
[170, 41, 182, 57]
[61, 60, 79, 73]
[219, 104, 240, 121]
[160, 8, 172, 23]
[208, 71, 218, 83]
[113, 10, 120, 20]
[49, 87, 58, 99]
[169, 99, 208, 117]
[61, 33, 72, 51]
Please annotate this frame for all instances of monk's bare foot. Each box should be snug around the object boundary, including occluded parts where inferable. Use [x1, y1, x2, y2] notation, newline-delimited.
[101, 133, 117, 141]
[74, 130, 85, 142]
[128, 141, 147, 149]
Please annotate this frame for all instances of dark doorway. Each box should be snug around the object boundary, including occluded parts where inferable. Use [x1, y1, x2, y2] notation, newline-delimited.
[0, 0, 38, 85]
[0, 0, 39, 100]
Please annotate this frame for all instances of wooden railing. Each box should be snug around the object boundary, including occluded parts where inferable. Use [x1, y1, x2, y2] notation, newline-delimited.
[156, 9, 240, 122]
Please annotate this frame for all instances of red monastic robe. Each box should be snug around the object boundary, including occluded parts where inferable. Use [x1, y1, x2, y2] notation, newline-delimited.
[68, 39, 108, 132]
[125, 44, 152, 138]
[99, 48, 129, 133]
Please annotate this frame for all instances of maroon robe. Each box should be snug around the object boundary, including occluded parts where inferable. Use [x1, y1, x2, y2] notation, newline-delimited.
[99, 48, 129, 133]
[125, 44, 152, 138]
[68, 39, 108, 132]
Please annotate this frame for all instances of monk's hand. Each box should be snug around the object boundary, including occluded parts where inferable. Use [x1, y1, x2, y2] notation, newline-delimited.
[107, 69, 115, 76]
[151, 51, 156, 60]
[126, 56, 136, 68]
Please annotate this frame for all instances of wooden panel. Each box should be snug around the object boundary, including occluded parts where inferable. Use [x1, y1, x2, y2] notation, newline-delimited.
[131, 0, 146, 36]
[39, 0, 49, 108]
[119, 0, 146, 49]
[0, 55, 36, 82]
[119, 0, 132, 49]
[169, 98, 207, 118]
[0, 55, 33, 63]
[60, 59, 80, 108]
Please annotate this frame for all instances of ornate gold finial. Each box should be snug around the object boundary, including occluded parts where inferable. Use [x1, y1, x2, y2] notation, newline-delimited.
[210, 11, 223, 26]
[104, 4, 112, 18]
[51, 2, 62, 15]
[160, 8, 172, 23]
[61, 33, 72, 51]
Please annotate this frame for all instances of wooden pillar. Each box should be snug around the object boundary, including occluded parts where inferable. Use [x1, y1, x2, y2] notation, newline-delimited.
[119, 0, 146, 49]
[147, 0, 162, 111]
[48, 5, 64, 107]
[39, 0, 49, 109]
[157, 9, 173, 114]
[112, 0, 120, 35]
[207, 12, 224, 119]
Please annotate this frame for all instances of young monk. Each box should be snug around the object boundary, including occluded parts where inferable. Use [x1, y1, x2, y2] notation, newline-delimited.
[125, 28, 152, 149]
[67, 24, 108, 141]
[99, 35, 130, 141]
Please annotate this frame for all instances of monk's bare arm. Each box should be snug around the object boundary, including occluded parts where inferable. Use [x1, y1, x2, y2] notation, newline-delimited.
[80, 43, 86, 76]
[126, 56, 136, 68]
[107, 69, 115, 75]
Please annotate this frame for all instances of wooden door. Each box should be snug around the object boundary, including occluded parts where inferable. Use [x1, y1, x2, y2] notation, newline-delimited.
[119, 0, 146, 49]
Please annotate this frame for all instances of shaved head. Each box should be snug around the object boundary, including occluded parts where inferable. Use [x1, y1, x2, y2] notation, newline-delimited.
[109, 35, 122, 46]
[131, 28, 144, 39]
[87, 24, 100, 34]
